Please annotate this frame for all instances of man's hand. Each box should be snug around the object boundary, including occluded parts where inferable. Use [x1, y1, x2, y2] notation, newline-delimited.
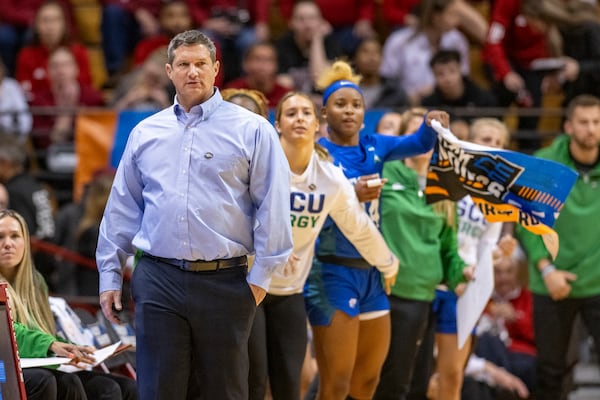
[354, 174, 387, 202]
[425, 110, 450, 128]
[249, 284, 267, 305]
[100, 290, 123, 324]
[544, 269, 577, 300]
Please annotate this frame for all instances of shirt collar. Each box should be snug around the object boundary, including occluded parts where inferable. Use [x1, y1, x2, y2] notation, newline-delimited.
[173, 88, 223, 120]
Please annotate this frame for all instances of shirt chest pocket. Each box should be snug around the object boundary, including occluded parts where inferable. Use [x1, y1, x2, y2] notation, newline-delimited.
[195, 153, 248, 192]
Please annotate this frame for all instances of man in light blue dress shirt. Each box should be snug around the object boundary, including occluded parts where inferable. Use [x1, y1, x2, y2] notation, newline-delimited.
[96, 30, 293, 399]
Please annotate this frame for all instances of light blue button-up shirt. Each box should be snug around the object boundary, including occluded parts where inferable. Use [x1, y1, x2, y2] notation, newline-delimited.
[96, 89, 293, 293]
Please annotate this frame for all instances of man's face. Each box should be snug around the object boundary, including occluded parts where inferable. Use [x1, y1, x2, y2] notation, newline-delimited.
[166, 44, 219, 110]
[565, 105, 600, 151]
[432, 61, 463, 100]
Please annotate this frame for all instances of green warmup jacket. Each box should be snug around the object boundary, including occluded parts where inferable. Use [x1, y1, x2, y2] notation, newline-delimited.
[380, 160, 466, 301]
[517, 134, 600, 297]
[14, 322, 56, 358]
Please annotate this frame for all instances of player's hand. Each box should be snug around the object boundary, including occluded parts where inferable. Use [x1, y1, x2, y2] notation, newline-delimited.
[354, 174, 387, 202]
[544, 269, 577, 300]
[425, 110, 450, 128]
[100, 290, 123, 324]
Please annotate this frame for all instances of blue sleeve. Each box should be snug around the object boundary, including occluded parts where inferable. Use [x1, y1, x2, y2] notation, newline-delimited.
[381, 118, 438, 161]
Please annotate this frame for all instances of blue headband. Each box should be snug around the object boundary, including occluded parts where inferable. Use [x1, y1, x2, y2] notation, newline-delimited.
[322, 80, 363, 105]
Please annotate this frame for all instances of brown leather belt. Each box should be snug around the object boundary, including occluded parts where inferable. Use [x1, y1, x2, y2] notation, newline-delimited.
[143, 253, 248, 272]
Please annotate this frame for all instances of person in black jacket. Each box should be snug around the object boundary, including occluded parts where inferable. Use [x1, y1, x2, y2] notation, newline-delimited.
[422, 49, 497, 122]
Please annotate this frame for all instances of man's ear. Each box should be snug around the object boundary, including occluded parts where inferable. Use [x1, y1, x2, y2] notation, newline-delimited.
[564, 119, 573, 136]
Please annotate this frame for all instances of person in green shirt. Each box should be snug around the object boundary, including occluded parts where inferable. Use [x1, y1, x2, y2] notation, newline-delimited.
[374, 108, 471, 400]
[517, 94, 600, 400]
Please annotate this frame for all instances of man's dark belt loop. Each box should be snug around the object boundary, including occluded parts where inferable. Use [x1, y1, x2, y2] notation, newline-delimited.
[143, 253, 248, 272]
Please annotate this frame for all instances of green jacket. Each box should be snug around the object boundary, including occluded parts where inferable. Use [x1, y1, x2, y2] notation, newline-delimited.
[517, 134, 600, 297]
[13, 322, 55, 358]
[380, 161, 466, 301]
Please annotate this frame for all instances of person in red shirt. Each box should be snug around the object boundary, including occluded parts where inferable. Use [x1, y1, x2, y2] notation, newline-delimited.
[30, 46, 104, 151]
[15, 1, 92, 103]
[0, 0, 75, 77]
[225, 42, 291, 109]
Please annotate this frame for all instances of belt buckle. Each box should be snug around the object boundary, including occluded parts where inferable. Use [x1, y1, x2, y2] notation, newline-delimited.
[187, 260, 219, 272]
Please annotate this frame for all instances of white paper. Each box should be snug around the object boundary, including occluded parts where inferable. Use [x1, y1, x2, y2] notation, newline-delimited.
[456, 241, 495, 349]
[21, 356, 72, 368]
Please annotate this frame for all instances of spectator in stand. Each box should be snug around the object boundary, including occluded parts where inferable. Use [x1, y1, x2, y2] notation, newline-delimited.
[0, 134, 55, 284]
[279, 0, 377, 56]
[111, 49, 173, 112]
[225, 42, 291, 109]
[100, 0, 162, 81]
[482, 0, 577, 152]
[15, 1, 92, 103]
[275, 0, 344, 95]
[380, 0, 469, 106]
[30, 46, 104, 150]
[0, 0, 75, 77]
[187, 0, 270, 84]
[352, 37, 409, 110]
[0, 56, 32, 142]
[475, 245, 536, 394]
[422, 49, 496, 123]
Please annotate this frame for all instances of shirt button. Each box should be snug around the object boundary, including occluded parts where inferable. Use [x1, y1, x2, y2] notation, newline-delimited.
[182, 170, 186, 174]
[180, 217, 184, 221]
